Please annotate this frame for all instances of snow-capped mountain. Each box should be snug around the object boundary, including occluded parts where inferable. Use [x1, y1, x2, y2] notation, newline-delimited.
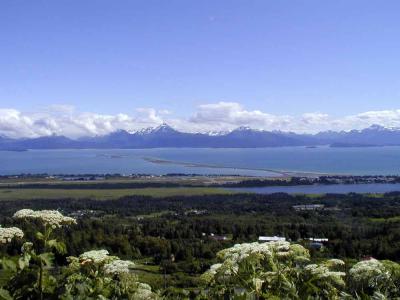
[1, 124, 400, 150]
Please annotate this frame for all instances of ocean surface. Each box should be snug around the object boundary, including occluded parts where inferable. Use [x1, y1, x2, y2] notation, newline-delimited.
[1, 146, 400, 176]
[228, 184, 400, 194]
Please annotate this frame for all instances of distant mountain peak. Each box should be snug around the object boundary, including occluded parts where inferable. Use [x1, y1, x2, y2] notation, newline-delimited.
[3, 123, 400, 149]
[365, 124, 387, 131]
[134, 127, 153, 135]
[32, 135, 71, 140]
[363, 124, 400, 132]
[152, 123, 177, 133]
[107, 129, 132, 136]
[205, 130, 229, 136]
[233, 126, 257, 132]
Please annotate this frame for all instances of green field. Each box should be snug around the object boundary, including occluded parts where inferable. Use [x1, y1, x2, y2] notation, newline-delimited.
[369, 215, 400, 223]
[0, 187, 233, 200]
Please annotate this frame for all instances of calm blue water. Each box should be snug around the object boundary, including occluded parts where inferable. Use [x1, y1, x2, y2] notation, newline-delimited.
[229, 184, 400, 194]
[1, 146, 400, 176]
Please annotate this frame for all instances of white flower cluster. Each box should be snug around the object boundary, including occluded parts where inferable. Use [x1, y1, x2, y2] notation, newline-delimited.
[349, 259, 389, 288]
[325, 259, 346, 267]
[103, 259, 135, 275]
[79, 249, 112, 264]
[0, 226, 24, 244]
[13, 209, 77, 228]
[202, 241, 310, 284]
[209, 263, 222, 274]
[134, 283, 155, 300]
[304, 264, 346, 279]
[217, 241, 308, 263]
[201, 263, 223, 283]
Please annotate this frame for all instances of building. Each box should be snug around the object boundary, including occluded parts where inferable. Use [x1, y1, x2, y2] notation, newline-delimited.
[308, 238, 329, 242]
[310, 242, 324, 250]
[210, 233, 228, 241]
[292, 204, 325, 211]
[307, 238, 329, 251]
[258, 236, 286, 242]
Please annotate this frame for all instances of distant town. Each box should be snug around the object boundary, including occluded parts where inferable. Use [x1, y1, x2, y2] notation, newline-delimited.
[1, 173, 399, 187]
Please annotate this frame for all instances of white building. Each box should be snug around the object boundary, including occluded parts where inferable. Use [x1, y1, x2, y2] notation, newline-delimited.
[308, 238, 329, 242]
[292, 204, 325, 211]
[258, 236, 286, 242]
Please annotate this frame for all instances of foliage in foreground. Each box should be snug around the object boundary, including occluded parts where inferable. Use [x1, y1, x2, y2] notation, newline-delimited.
[201, 241, 400, 299]
[0, 209, 157, 300]
[1, 208, 400, 299]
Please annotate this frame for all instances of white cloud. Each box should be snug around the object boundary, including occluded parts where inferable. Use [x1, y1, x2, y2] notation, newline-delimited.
[1, 103, 400, 138]
[300, 113, 330, 125]
[0, 107, 164, 138]
[0, 109, 42, 138]
[134, 108, 164, 126]
[189, 102, 292, 131]
[351, 110, 400, 128]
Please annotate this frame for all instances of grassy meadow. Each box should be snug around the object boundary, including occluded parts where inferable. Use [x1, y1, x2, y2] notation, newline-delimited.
[0, 187, 233, 201]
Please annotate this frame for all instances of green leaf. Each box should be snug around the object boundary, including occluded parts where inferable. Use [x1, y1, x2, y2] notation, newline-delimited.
[42, 273, 57, 294]
[1, 259, 16, 273]
[47, 239, 67, 254]
[0, 288, 12, 300]
[36, 231, 44, 240]
[39, 253, 55, 267]
[18, 254, 31, 270]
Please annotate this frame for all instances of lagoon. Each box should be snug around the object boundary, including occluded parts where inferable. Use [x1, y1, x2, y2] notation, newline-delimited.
[228, 183, 400, 194]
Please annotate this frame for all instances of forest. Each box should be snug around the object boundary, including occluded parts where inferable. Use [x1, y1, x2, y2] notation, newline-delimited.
[1, 191, 400, 298]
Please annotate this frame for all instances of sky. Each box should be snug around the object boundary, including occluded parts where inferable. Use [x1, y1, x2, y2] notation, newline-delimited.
[1, 0, 400, 138]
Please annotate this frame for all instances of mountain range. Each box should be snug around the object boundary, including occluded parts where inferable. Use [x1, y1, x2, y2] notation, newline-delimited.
[1, 124, 400, 150]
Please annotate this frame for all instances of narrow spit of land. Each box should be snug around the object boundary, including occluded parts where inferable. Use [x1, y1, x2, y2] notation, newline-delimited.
[1, 174, 400, 202]
[142, 156, 333, 177]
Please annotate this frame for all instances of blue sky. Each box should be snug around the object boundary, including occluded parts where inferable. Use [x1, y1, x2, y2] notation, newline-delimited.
[1, 1, 400, 137]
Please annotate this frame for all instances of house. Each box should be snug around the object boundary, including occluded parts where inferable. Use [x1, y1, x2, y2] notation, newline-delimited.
[258, 236, 286, 242]
[310, 242, 324, 250]
[184, 209, 207, 216]
[210, 233, 228, 241]
[308, 238, 329, 243]
[307, 238, 328, 251]
[292, 204, 325, 211]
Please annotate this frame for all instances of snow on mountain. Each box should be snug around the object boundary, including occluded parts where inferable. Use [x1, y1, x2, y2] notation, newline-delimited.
[2, 124, 400, 149]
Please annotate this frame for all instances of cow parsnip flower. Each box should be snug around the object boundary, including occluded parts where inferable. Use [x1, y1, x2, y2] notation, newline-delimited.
[134, 284, 155, 299]
[349, 259, 383, 279]
[79, 249, 112, 264]
[304, 264, 346, 279]
[217, 241, 309, 264]
[325, 259, 346, 267]
[0, 226, 24, 244]
[201, 263, 222, 283]
[13, 209, 76, 228]
[349, 259, 389, 288]
[203, 242, 400, 298]
[103, 259, 134, 275]
[203, 241, 310, 286]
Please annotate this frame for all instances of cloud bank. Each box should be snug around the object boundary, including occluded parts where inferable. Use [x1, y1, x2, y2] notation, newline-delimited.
[1, 102, 400, 138]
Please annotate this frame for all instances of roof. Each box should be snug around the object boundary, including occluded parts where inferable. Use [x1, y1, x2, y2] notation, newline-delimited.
[258, 236, 286, 242]
[308, 238, 329, 242]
